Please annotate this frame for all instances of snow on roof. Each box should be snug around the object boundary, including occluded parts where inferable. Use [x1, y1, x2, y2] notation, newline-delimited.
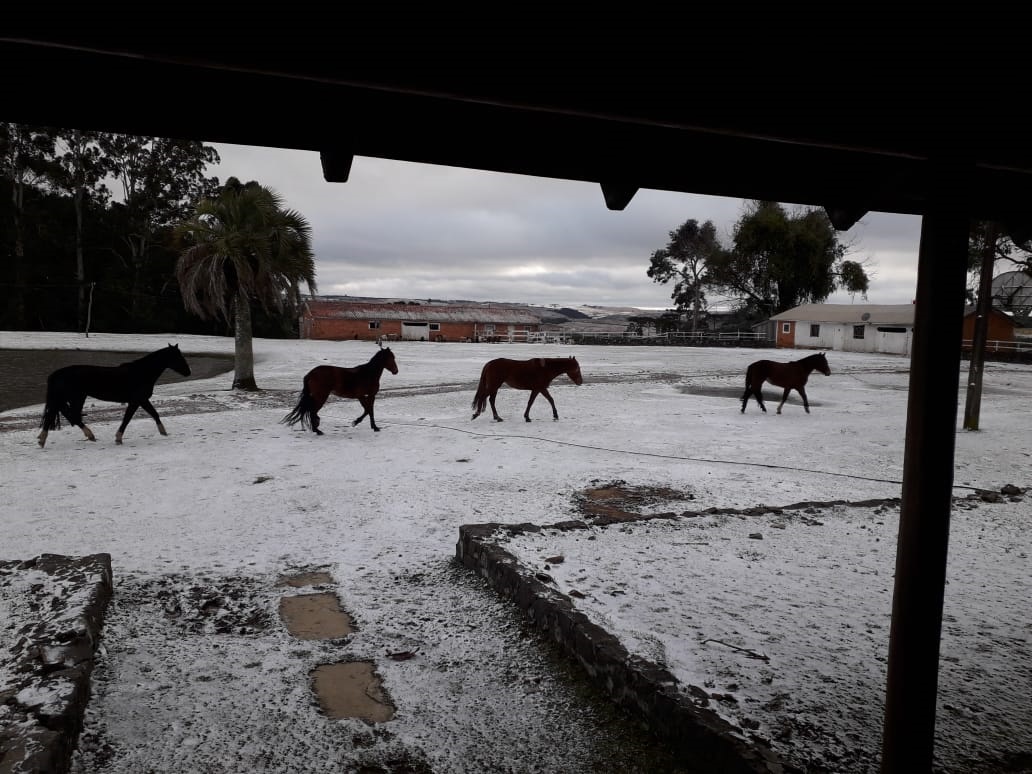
[770, 303, 915, 325]
[303, 299, 542, 325]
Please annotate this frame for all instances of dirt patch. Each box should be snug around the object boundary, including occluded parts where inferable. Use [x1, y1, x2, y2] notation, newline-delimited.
[574, 479, 697, 523]
[310, 662, 396, 723]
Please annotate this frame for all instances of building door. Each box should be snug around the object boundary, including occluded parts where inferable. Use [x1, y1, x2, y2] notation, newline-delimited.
[401, 322, 430, 340]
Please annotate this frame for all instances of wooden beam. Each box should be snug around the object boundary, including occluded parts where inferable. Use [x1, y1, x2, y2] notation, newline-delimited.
[881, 161, 971, 772]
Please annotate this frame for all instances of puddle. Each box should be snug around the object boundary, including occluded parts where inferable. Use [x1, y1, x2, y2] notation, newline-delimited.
[311, 661, 396, 723]
[278, 592, 354, 639]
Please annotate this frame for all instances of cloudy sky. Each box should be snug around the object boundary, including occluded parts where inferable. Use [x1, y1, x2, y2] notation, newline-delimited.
[209, 142, 924, 310]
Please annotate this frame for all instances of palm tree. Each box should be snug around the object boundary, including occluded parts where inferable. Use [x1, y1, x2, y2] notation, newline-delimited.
[175, 177, 316, 389]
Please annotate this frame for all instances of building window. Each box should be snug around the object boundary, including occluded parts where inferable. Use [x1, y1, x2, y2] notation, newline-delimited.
[877, 326, 908, 333]
[429, 323, 441, 332]
[782, 323, 791, 334]
[853, 325, 866, 339]
[368, 321, 381, 330]
[809, 324, 820, 337]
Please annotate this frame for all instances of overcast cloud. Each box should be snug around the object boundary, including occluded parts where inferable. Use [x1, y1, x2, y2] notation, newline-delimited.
[210, 143, 923, 310]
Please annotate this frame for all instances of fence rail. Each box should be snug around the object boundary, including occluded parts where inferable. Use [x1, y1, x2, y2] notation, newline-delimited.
[961, 339, 1032, 353]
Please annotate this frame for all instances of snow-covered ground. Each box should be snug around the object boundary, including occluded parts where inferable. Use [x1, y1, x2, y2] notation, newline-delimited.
[1, 331, 1029, 773]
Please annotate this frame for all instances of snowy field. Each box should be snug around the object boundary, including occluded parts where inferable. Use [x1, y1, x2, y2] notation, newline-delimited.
[1, 331, 1029, 773]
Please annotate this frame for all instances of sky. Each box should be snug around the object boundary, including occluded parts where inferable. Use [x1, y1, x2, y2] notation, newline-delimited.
[207, 143, 925, 310]
[2, 332, 1029, 773]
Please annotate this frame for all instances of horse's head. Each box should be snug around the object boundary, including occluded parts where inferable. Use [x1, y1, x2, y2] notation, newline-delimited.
[565, 356, 583, 385]
[166, 343, 191, 376]
[377, 346, 399, 375]
[816, 352, 831, 376]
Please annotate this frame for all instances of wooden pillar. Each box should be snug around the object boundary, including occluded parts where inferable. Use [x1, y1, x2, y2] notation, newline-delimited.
[881, 163, 971, 772]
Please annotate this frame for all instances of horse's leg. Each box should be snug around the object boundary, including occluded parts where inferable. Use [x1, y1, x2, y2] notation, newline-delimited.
[67, 393, 96, 441]
[488, 389, 504, 422]
[523, 390, 540, 422]
[115, 403, 140, 444]
[776, 388, 791, 415]
[797, 386, 811, 413]
[352, 395, 379, 430]
[310, 391, 330, 435]
[138, 399, 167, 437]
[538, 388, 560, 421]
[353, 395, 380, 431]
[750, 383, 767, 413]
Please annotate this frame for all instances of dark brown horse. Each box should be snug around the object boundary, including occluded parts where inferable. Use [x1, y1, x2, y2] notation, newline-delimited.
[37, 343, 192, 448]
[471, 356, 583, 422]
[741, 351, 830, 414]
[281, 346, 398, 435]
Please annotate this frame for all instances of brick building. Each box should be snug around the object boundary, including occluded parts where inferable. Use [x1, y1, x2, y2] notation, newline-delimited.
[300, 297, 542, 342]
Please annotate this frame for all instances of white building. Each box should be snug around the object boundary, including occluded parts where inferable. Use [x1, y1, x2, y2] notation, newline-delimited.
[770, 304, 915, 355]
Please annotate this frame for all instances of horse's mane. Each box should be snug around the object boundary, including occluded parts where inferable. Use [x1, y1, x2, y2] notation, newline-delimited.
[120, 345, 176, 368]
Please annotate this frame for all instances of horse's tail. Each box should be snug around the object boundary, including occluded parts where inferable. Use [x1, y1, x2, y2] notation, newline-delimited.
[744, 362, 754, 388]
[281, 377, 316, 430]
[471, 365, 490, 418]
[38, 374, 66, 432]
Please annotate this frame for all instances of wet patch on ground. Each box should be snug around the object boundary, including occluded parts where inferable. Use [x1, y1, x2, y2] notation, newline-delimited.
[277, 571, 396, 724]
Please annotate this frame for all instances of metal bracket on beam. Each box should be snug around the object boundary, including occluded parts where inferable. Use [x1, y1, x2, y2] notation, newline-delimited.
[824, 204, 869, 231]
[320, 151, 355, 183]
[600, 183, 638, 211]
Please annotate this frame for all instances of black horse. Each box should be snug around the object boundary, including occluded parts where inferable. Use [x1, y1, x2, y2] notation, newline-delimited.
[37, 344, 192, 448]
[740, 351, 830, 414]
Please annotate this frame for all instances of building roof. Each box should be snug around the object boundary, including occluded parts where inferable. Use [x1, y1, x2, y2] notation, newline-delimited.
[304, 299, 540, 325]
[771, 304, 915, 325]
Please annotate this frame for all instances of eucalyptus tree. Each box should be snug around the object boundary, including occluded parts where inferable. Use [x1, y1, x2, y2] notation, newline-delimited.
[0, 123, 56, 327]
[647, 219, 723, 331]
[101, 134, 220, 321]
[712, 201, 869, 316]
[175, 177, 317, 390]
[650, 202, 870, 324]
[52, 128, 112, 330]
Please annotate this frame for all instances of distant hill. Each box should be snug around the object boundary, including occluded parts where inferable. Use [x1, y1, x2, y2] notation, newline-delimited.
[311, 295, 668, 327]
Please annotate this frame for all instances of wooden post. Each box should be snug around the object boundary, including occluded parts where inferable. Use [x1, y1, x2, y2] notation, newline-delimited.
[881, 163, 970, 772]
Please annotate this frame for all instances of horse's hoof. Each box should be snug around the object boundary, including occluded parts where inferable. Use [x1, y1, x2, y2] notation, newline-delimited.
[314, 429, 324, 436]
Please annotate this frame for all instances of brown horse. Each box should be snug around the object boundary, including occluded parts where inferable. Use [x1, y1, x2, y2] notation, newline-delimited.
[740, 351, 830, 414]
[471, 356, 583, 422]
[281, 346, 398, 435]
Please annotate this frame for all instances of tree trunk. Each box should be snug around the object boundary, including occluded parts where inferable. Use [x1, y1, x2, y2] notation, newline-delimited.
[962, 221, 998, 430]
[232, 291, 258, 390]
[75, 186, 87, 331]
[9, 181, 26, 328]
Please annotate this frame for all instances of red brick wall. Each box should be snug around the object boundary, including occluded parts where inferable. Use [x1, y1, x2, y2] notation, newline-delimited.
[302, 317, 537, 342]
